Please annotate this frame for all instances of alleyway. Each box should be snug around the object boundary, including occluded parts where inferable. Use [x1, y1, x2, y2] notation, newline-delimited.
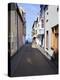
[11, 44, 58, 77]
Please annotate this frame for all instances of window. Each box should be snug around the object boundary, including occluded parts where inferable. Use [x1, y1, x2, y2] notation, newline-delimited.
[46, 31, 49, 49]
[41, 19, 44, 28]
[46, 19, 48, 22]
[52, 27, 54, 32]
[47, 12, 48, 15]
[57, 6, 59, 12]
[36, 30, 37, 34]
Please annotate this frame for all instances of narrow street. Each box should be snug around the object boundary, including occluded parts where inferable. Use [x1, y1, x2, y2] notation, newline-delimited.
[11, 44, 58, 77]
[8, 4, 59, 77]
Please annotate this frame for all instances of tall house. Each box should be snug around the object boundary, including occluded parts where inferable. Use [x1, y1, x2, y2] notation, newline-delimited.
[32, 19, 38, 38]
[32, 16, 44, 47]
[39, 5, 48, 47]
[32, 17, 41, 38]
[8, 3, 26, 56]
[44, 5, 59, 58]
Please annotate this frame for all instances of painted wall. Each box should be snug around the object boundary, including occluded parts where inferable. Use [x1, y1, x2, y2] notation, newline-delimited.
[44, 5, 58, 56]
[10, 8, 26, 56]
[17, 13, 24, 49]
[11, 10, 17, 56]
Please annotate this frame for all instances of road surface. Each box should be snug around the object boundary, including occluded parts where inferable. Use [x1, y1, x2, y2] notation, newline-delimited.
[11, 44, 58, 77]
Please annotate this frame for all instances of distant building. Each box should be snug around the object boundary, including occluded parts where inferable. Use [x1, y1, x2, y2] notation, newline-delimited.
[32, 5, 59, 61]
[39, 5, 48, 48]
[44, 5, 59, 58]
[32, 19, 38, 38]
[32, 5, 46, 48]
[32, 16, 44, 47]
[8, 3, 26, 56]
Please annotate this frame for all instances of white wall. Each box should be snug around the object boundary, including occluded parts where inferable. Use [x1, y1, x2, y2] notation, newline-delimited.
[45, 5, 58, 56]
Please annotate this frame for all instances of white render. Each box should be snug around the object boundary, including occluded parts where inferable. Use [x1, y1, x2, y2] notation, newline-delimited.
[32, 16, 45, 47]
[44, 5, 58, 56]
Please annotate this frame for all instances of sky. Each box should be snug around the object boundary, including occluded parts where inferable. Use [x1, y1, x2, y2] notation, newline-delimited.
[18, 3, 40, 42]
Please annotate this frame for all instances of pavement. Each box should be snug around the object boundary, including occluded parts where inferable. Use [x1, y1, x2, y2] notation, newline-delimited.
[36, 45, 51, 60]
[34, 44, 58, 66]
[10, 43, 58, 77]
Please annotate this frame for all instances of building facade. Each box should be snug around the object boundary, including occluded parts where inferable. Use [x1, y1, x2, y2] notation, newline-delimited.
[44, 5, 59, 59]
[32, 17, 40, 45]
[39, 5, 47, 48]
[8, 3, 26, 56]
[32, 16, 44, 47]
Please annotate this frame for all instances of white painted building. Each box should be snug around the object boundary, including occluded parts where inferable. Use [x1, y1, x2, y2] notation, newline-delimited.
[32, 16, 44, 47]
[44, 5, 59, 57]
[37, 17, 45, 47]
